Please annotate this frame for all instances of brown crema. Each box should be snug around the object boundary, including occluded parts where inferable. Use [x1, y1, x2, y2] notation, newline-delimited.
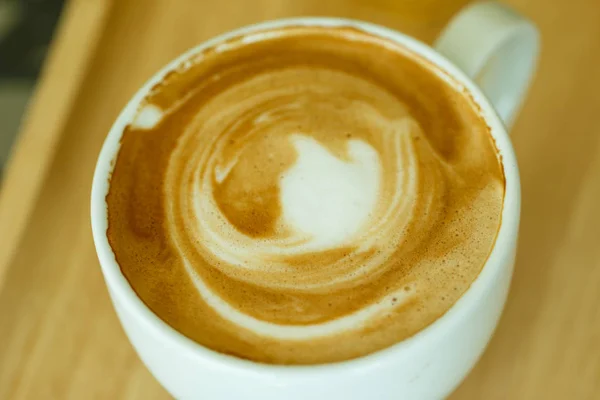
[106, 26, 505, 365]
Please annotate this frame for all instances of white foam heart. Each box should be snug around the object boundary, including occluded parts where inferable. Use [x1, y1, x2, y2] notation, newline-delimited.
[280, 134, 382, 249]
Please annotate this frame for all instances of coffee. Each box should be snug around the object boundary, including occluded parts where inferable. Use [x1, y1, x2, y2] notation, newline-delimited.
[106, 25, 504, 365]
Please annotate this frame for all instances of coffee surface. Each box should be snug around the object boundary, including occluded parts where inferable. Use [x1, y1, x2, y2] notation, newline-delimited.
[106, 26, 504, 364]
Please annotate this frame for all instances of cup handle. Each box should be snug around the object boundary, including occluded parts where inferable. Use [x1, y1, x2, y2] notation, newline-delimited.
[434, 2, 539, 129]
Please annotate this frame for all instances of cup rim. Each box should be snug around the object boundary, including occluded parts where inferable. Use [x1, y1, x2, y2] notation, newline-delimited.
[91, 16, 520, 377]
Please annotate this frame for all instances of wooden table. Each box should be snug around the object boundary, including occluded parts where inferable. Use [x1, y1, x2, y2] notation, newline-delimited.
[1, 0, 599, 398]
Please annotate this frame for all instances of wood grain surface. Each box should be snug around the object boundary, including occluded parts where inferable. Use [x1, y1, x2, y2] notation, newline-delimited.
[1, 0, 599, 398]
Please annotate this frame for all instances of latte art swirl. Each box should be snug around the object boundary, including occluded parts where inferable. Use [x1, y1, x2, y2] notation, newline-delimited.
[164, 69, 441, 337]
[107, 26, 504, 364]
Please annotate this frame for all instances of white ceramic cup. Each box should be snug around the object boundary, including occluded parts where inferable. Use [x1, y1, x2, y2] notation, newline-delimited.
[91, 3, 538, 399]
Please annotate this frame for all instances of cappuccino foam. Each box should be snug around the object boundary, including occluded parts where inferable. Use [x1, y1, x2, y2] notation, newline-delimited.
[106, 26, 504, 364]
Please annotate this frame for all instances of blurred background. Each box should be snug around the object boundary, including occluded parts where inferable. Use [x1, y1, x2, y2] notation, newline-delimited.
[1, 0, 599, 399]
[0, 0, 64, 176]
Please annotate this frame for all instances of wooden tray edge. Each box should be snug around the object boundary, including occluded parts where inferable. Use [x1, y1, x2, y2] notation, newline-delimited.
[0, 0, 114, 288]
